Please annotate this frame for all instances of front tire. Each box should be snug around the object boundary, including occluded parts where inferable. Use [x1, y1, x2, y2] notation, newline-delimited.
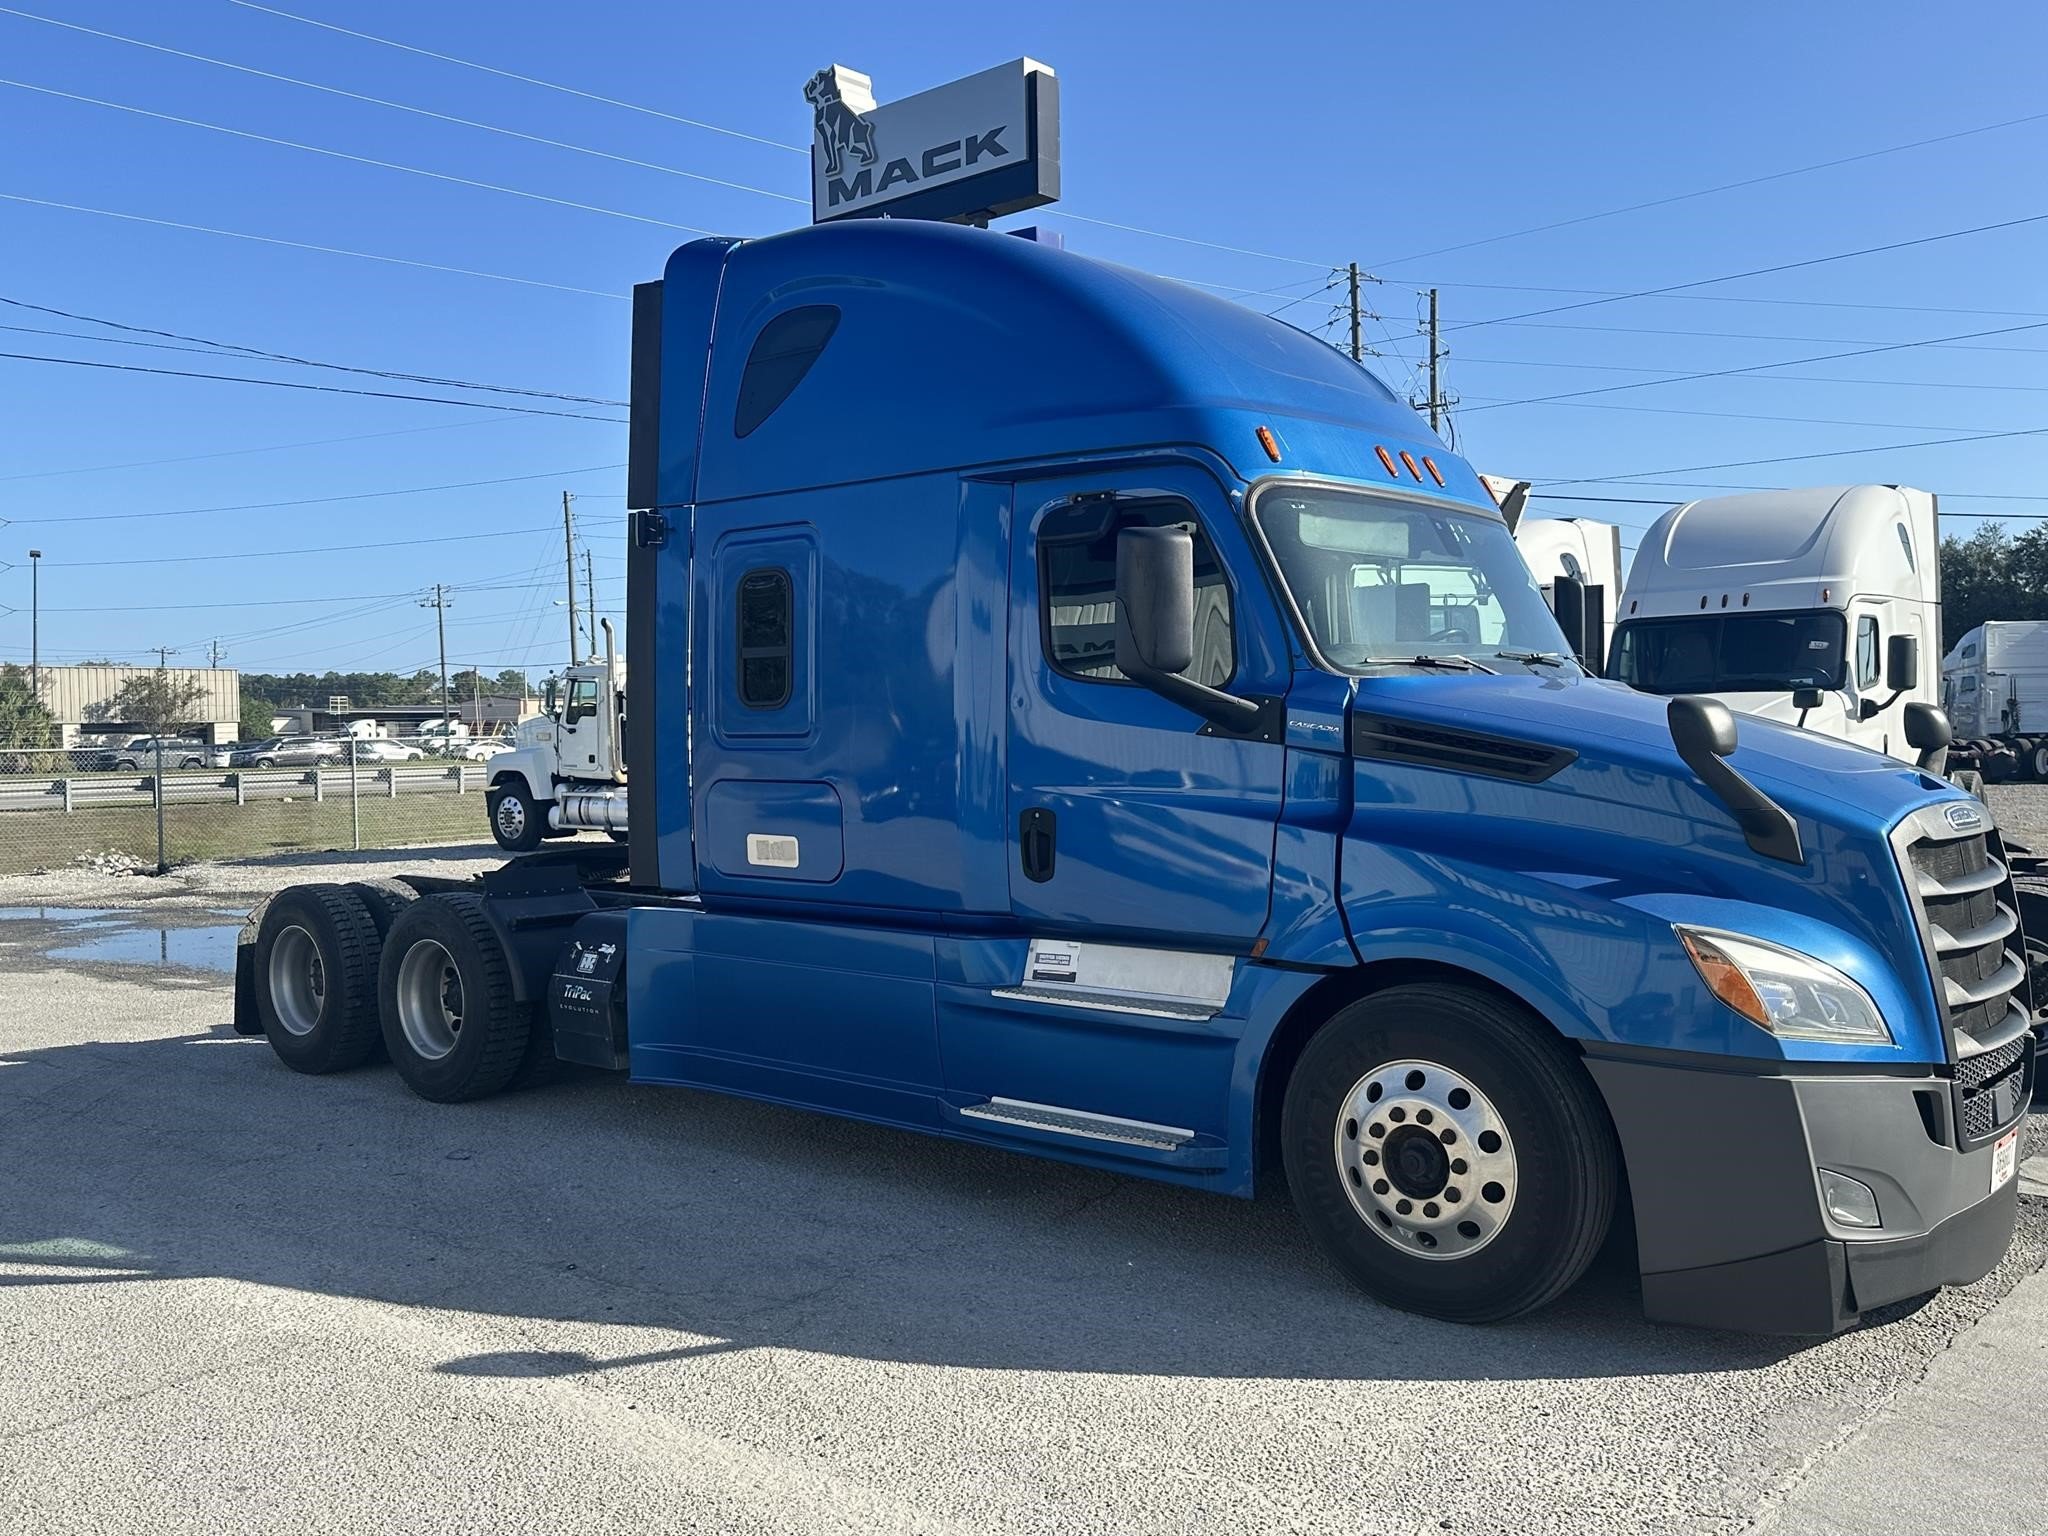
[378, 893, 531, 1102]
[488, 778, 546, 852]
[1282, 983, 1617, 1324]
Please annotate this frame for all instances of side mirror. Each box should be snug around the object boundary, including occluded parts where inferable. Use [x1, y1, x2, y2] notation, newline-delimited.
[1549, 575, 1587, 662]
[1114, 526, 1195, 678]
[1886, 633, 1919, 693]
[1113, 526, 1261, 733]
[1792, 686, 1825, 712]
[1903, 702, 1952, 775]
[1667, 694, 1803, 864]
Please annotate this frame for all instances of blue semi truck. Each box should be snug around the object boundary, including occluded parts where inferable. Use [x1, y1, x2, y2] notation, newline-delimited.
[237, 219, 2035, 1332]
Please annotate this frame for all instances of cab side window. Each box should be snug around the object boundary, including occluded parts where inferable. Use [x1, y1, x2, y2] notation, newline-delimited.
[1855, 616, 1881, 690]
[1040, 498, 1234, 687]
[566, 677, 600, 722]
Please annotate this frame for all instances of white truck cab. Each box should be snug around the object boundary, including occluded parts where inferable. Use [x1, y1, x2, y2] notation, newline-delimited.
[1609, 485, 1939, 763]
[486, 619, 627, 850]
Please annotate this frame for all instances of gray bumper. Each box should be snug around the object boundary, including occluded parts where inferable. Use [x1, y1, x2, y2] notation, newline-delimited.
[1587, 1044, 2031, 1335]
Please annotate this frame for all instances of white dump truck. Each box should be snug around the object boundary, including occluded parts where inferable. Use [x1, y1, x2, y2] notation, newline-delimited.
[485, 619, 627, 851]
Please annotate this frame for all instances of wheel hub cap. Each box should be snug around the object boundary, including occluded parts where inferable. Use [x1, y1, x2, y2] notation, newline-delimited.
[395, 938, 465, 1061]
[496, 797, 525, 838]
[1334, 1058, 1518, 1260]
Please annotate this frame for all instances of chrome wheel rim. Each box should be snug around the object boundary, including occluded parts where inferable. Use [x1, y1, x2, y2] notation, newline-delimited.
[267, 925, 326, 1037]
[494, 793, 526, 841]
[395, 938, 464, 1061]
[1334, 1058, 1518, 1260]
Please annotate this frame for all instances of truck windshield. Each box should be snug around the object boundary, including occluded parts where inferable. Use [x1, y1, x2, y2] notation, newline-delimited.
[1609, 611, 1846, 694]
[1252, 486, 1567, 668]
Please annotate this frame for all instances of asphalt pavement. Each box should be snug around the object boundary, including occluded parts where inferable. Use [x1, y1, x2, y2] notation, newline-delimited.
[1, 850, 2044, 1536]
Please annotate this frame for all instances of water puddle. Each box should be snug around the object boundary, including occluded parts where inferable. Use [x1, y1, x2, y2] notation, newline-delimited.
[47, 923, 240, 972]
[0, 906, 125, 923]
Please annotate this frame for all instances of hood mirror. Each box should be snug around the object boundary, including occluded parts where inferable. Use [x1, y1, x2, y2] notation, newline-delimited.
[1667, 695, 1803, 865]
[1903, 702, 1952, 775]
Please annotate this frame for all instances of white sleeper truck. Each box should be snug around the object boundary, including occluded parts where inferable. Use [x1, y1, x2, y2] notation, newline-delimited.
[487, 620, 627, 851]
[1943, 620, 2048, 782]
[1609, 485, 1941, 765]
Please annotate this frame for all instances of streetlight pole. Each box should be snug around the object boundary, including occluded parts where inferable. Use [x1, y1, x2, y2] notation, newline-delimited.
[27, 549, 40, 700]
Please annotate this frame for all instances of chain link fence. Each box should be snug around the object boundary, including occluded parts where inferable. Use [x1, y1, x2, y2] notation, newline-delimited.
[0, 732, 509, 874]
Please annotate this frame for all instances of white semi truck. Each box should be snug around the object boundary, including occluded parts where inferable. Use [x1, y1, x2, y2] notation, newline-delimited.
[1608, 485, 1944, 767]
[1943, 620, 2048, 780]
[485, 619, 627, 851]
[1486, 474, 1625, 668]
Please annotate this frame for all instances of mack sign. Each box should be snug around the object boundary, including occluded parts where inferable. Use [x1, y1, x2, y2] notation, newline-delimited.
[806, 59, 1059, 226]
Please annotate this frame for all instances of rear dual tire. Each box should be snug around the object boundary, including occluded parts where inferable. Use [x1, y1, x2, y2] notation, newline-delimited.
[253, 885, 382, 1074]
[377, 893, 533, 1103]
[1282, 983, 1618, 1324]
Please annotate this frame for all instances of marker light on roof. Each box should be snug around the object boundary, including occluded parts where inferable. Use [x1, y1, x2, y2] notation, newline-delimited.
[1255, 425, 1282, 462]
[1398, 451, 1423, 482]
[1375, 445, 1400, 478]
[1421, 456, 1446, 487]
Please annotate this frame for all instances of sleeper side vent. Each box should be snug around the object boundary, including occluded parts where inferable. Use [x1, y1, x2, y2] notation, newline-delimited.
[1350, 714, 1576, 784]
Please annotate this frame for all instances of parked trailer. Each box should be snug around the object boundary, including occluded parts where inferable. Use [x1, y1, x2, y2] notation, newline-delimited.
[238, 220, 2032, 1334]
[1942, 620, 2048, 783]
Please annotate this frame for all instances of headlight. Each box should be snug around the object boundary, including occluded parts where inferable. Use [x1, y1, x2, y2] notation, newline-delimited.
[1674, 926, 1892, 1046]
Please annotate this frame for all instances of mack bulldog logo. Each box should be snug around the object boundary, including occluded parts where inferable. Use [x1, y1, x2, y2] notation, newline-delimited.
[805, 66, 877, 179]
[807, 62, 1015, 212]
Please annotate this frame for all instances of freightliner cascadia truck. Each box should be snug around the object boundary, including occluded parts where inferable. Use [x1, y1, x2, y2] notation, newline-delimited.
[236, 221, 2035, 1333]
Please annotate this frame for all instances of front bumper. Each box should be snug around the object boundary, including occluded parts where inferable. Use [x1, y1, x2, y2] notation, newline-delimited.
[1587, 1043, 2032, 1335]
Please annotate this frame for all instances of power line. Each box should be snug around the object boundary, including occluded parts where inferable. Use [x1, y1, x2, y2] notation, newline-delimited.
[221, 0, 1341, 274]
[1453, 355, 2048, 395]
[1369, 108, 2048, 269]
[1360, 277, 2048, 323]
[0, 6, 808, 207]
[0, 349, 629, 421]
[1448, 210, 2048, 335]
[0, 78, 726, 236]
[35, 525, 560, 569]
[0, 191, 627, 299]
[1546, 423, 2048, 487]
[1541, 479, 2048, 504]
[1462, 314, 2048, 414]
[0, 295, 625, 404]
[7, 463, 626, 525]
[1475, 316, 2048, 357]
[1529, 491, 2048, 524]
[223, 0, 807, 154]
[9, 575, 594, 614]
[0, 417, 528, 484]
[1455, 394, 1997, 434]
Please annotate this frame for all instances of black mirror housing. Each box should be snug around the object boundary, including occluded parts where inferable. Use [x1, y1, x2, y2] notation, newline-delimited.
[1549, 575, 1587, 662]
[1114, 526, 1196, 678]
[1667, 694, 1803, 864]
[1887, 633, 1920, 693]
[1792, 686, 1825, 712]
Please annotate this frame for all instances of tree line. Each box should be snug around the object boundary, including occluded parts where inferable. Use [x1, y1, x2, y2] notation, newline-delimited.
[1937, 524, 2048, 654]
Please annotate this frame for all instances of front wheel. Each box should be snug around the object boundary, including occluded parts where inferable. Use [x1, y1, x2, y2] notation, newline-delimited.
[1282, 983, 1618, 1324]
[2029, 742, 2048, 782]
[488, 779, 546, 852]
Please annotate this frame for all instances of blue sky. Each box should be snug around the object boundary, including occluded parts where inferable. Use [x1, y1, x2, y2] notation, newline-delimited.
[2, 0, 2044, 678]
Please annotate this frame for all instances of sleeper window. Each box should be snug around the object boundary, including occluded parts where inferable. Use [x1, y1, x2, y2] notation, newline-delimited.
[1040, 499, 1234, 686]
[737, 568, 793, 709]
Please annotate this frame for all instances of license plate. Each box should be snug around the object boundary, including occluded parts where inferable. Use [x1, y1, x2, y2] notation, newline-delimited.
[1992, 1129, 2019, 1192]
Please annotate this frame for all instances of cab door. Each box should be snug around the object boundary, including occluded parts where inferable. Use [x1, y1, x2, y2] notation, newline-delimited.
[1004, 469, 1288, 947]
[556, 675, 604, 777]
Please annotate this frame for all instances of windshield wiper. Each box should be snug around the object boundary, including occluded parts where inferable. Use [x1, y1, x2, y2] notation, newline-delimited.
[1361, 654, 1499, 675]
[1494, 649, 1577, 671]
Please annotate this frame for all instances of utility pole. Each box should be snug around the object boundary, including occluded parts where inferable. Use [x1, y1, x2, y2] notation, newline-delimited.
[208, 638, 226, 668]
[561, 490, 581, 665]
[27, 549, 40, 701]
[472, 665, 482, 731]
[1347, 262, 1363, 363]
[582, 547, 598, 657]
[420, 585, 452, 730]
[151, 645, 175, 668]
[1423, 287, 1447, 433]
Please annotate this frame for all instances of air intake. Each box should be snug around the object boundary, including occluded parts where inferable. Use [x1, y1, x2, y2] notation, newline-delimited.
[1350, 715, 1576, 783]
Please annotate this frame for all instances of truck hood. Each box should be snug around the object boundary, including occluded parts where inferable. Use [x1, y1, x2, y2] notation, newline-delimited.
[1351, 669, 1935, 832]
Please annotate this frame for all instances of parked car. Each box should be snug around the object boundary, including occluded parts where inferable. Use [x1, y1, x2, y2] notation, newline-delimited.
[349, 738, 426, 763]
[458, 738, 512, 762]
[228, 735, 345, 768]
[107, 736, 213, 771]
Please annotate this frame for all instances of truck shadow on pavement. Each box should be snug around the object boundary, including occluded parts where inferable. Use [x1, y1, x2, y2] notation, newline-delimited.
[0, 1027, 1864, 1385]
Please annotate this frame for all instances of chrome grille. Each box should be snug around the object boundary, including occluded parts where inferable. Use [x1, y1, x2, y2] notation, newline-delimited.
[1896, 805, 2035, 1147]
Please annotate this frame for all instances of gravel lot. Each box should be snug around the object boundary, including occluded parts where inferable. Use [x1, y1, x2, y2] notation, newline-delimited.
[1, 837, 2045, 1535]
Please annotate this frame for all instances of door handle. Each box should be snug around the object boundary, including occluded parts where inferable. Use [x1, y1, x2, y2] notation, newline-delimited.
[1019, 807, 1056, 883]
